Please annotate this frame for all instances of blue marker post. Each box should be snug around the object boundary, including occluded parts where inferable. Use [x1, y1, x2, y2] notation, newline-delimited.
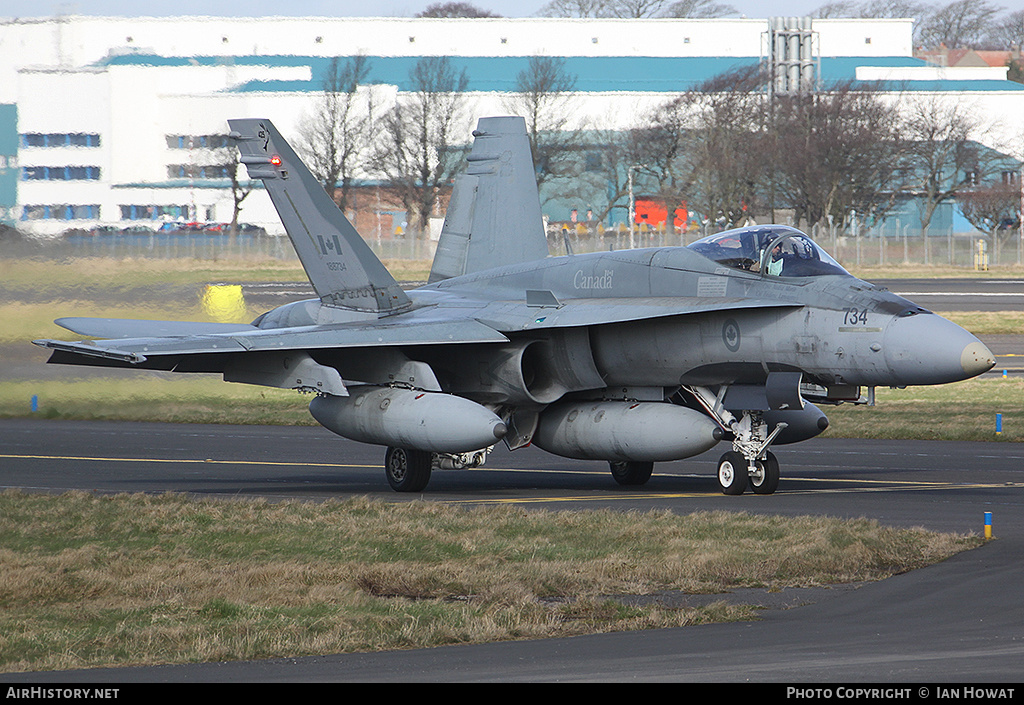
[985, 512, 993, 540]
[31, 395, 38, 413]
[996, 413, 1003, 435]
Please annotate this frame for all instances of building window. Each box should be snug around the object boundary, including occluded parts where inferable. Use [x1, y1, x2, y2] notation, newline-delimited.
[22, 204, 100, 221]
[120, 204, 192, 220]
[165, 134, 231, 150]
[1001, 170, 1019, 184]
[21, 133, 100, 148]
[166, 164, 231, 179]
[21, 165, 101, 180]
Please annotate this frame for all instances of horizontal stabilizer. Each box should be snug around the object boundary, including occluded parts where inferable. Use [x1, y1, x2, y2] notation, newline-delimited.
[56, 317, 257, 339]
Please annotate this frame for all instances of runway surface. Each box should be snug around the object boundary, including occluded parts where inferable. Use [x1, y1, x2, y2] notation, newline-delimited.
[876, 278, 1024, 313]
[2, 419, 1023, 682]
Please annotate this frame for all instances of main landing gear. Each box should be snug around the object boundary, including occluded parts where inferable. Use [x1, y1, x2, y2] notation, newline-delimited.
[384, 446, 432, 492]
[384, 446, 493, 492]
[609, 460, 654, 486]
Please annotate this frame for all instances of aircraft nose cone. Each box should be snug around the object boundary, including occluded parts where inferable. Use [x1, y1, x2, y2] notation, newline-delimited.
[883, 313, 994, 385]
[961, 340, 996, 377]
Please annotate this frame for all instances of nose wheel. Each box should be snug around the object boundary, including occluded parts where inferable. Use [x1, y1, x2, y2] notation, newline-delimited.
[750, 452, 780, 494]
[684, 386, 787, 497]
[717, 451, 748, 495]
[717, 450, 779, 495]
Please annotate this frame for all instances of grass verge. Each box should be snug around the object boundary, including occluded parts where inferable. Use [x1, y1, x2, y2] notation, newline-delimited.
[825, 377, 1024, 442]
[0, 490, 981, 673]
[0, 256, 431, 291]
[0, 377, 313, 426]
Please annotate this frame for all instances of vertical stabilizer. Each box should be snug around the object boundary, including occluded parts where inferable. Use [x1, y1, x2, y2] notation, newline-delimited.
[428, 116, 550, 284]
[229, 119, 410, 315]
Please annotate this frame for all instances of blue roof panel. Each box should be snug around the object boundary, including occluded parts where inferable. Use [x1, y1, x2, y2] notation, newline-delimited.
[96, 53, 1024, 94]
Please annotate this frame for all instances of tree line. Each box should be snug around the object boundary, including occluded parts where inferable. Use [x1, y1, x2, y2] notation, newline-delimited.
[616, 66, 1018, 240]
[423, 1, 1024, 51]
[291, 52, 1019, 244]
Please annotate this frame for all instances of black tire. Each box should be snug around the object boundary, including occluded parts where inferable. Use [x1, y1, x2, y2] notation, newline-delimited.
[750, 451, 780, 495]
[385, 447, 432, 492]
[609, 460, 654, 486]
[717, 451, 748, 495]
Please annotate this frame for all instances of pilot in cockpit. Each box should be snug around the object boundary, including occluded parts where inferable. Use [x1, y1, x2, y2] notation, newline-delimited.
[765, 242, 784, 276]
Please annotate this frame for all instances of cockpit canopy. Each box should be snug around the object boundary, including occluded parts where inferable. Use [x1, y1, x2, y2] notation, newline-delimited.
[687, 225, 849, 278]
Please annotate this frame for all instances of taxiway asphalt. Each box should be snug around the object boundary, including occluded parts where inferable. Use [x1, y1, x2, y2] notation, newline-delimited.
[1, 419, 1022, 682]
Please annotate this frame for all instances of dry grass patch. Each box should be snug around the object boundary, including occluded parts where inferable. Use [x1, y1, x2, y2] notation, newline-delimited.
[0, 491, 980, 673]
[826, 377, 1024, 442]
[936, 310, 1024, 336]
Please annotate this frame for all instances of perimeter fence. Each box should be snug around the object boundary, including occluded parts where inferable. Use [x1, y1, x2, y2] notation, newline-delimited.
[3, 221, 1023, 270]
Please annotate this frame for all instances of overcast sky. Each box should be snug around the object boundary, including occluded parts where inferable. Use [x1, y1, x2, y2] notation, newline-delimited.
[5, 1, 1024, 21]
[0, 1, 890, 21]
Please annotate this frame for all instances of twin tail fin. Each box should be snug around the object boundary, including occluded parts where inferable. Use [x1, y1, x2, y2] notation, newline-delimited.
[229, 118, 410, 316]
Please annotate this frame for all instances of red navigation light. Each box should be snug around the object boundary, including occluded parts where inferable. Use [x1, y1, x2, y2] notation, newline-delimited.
[270, 155, 282, 166]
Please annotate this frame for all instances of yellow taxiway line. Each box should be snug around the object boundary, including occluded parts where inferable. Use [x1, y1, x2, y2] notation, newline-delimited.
[2, 454, 1017, 506]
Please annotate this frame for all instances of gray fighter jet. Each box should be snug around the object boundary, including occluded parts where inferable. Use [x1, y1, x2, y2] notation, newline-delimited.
[35, 117, 996, 494]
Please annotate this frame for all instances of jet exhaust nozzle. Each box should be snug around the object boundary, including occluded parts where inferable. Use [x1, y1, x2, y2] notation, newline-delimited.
[310, 387, 507, 453]
[532, 401, 721, 462]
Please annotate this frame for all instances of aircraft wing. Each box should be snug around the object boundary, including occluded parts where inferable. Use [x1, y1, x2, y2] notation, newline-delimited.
[36, 294, 797, 366]
[34, 318, 510, 364]
[466, 296, 804, 332]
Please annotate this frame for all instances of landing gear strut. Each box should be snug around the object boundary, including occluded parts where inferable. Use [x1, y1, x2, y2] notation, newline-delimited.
[687, 386, 787, 496]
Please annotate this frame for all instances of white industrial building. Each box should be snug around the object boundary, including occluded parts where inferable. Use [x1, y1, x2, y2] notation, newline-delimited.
[1, 13, 1022, 236]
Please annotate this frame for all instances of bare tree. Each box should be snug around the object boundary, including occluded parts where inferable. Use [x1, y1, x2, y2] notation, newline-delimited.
[372, 56, 470, 235]
[610, 0, 670, 17]
[770, 82, 905, 230]
[858, 0, 933, 18]
[540, 0, 734, 16]
[811, 0, 862, 16]
[296, 56, 376, 215]
[642, 65, 769, 231]
[214, 142, 256, 238]
[959, 181, 1022, 253]
[985, 9, 1024, 48]
[416, 2, 502, 17]
[899, 94, 997, 236]
[555, 128, 638, 227]
[812, 0, 932, 18]
[663, 0, 737, 17]
[916, 0, 1005, 49]
[502, 56, 584, 195]
[538, 0, 613, 17]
